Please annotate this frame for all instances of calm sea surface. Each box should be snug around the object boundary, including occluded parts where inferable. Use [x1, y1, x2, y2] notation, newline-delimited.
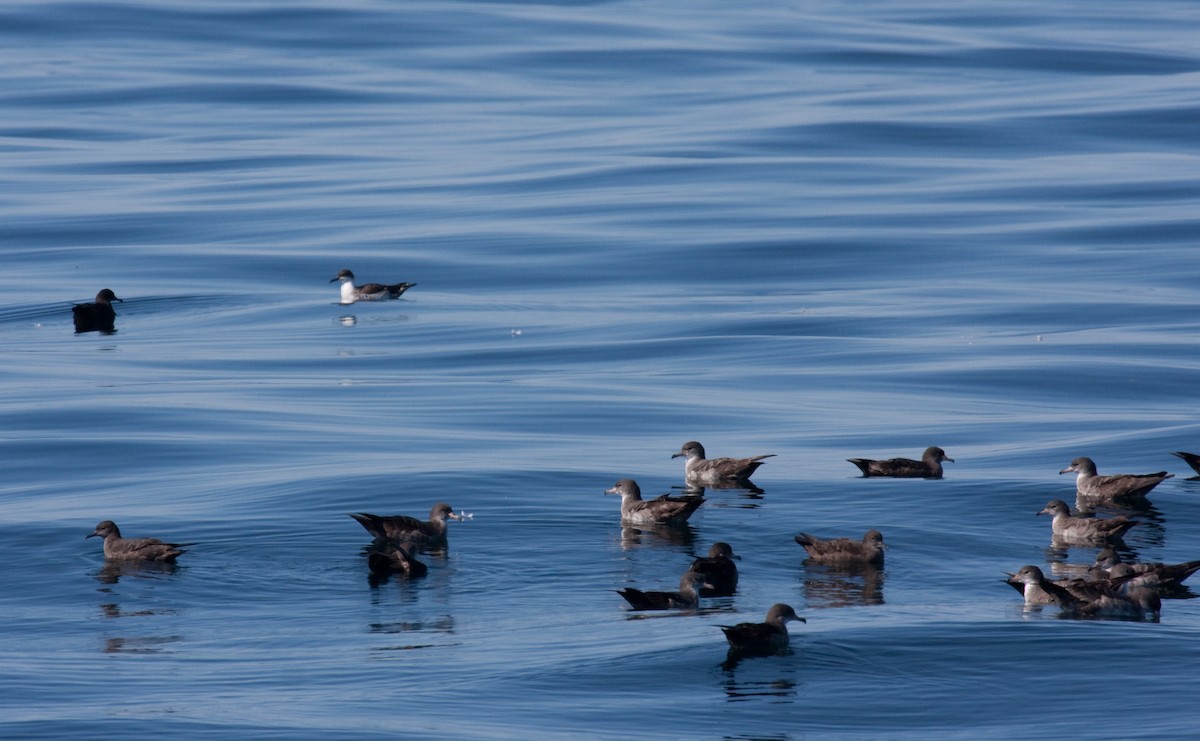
[2, 1, 1200, 738]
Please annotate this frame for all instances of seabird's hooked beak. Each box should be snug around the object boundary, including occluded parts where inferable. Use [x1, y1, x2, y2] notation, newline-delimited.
[446, 512, 464, 521]
[604, 486, 619, 496]
[85, 530, 99, 539]
[1058, 466, 1073, 475]
[671, 450, 686, 459]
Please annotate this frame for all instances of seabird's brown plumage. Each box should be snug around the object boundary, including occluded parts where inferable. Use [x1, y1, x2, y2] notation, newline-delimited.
[672, 441, 774, 484]
[1037, 499, 1136, 544]
[72, 289, 122, 334]
[349, 503, 462, 545]
[795, 529, 886, 565]
[605, 479, 703, 525]
[690, 542, 739, 597]
[1060, 457, 1171, 502]
[86, 520, 188, 562]
[719, 603, 805, 655]
[847, 446, 953, 478]
[616, 570, 709, 611]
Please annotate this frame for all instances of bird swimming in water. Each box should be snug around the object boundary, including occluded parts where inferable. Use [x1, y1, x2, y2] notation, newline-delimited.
[331, 269, 416, 303]
[672, 441, 774, 484]
[1037, 499, 1136, 545]
[72, 288, 122, 334]
[689, 542, 739, 597]
[719, 603, 805, 655]
[847, 446, 953, 478]
[616, 570, 710, 611]
[349, 503, 462, 546]
[86, 520, 189, 562]
[605, 479, 703, 526]
[795, 529, 886, 565]
[1060, 457, 1171, 502]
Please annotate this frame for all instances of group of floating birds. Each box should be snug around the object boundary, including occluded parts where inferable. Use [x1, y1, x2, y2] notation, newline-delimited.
[70, 269, 414, 334]
[75, 272, 1200, 658]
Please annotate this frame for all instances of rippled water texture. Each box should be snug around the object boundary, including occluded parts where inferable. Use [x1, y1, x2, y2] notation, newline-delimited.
[2, 1, 1200, 738]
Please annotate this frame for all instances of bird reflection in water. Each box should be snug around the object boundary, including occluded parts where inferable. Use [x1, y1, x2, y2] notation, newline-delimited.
[801, 562, 886, 608]
[619, 523, 698, 550]
[93, 559, 180, 585]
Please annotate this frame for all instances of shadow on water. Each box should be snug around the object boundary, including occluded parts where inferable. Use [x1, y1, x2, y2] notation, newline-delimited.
[619, 523, 698, 550]
[800, 562, 886, 608]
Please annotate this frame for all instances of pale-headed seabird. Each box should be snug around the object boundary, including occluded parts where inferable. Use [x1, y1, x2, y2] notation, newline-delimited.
[719, 603, 805, 655]
[672, 441, 775, 484]
[795, 529, 886, 565]
[86, 520, 189, 562]
[1170, 451, 1200, 476]
[1092, 547, 1200, 591]
[616, 569, 710, 611]
[1006, 565, 1160, 618]
[349, 503, 462, 545]
[367, 543, 428, 578]
[1037, 499, 1136, 544]
[72, 289, 122, 334]
[330, 269, 416, 304]
[847, 446, 953, 478]
[690, 542, 739, 597]
[605, 479, 703, 525]
[1060, 457, 1172, 501]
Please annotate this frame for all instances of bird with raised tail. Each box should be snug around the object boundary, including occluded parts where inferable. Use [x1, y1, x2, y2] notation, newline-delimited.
[719, 603, 805, 655]
[616, 570, 710, 611]
[1092, 547, 1200, 591]
[330, 269, 416, 303]
[847, 446, 953, 478]
[605, 478, 703, 525]
[1170, 451, 1200, 476]
[1060, 457, 1171, 502]
[348, 502, 462, 545]
[86, 520, 189, 562]
[672, 441, 775, 484]
[1037, 499, 1136, 544]
[795, 529, 886, 565]
[1006, 564, 1160, 618]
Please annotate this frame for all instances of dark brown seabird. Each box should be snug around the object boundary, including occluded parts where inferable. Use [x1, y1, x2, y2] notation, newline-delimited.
[616, 570, 710, 611]
[605, 479, 703, 525]
[86, 520, 189, 562]
[348, 502, 462, 545]
[367, 543, 428, 578]
[330, 268, 416, 303]
[795, 529, 886, 565]
[1170, 451, 1200, 476]
[672, 441, 775, 484]
[847, 446, 953, 478]
[1037, 499, 1136, 544]
[690, 542, 739, 597]
[1060, 456, 1172, 501]
[72, 289, 122, 334]
[719, 603, 805, 655]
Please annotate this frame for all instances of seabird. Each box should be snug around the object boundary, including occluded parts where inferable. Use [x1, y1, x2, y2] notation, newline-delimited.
[1060, 457, 1172, 501]
[72, 289, 122, 334]
[1006, 565, 1160, 618]
[1037, 499, 1136, 544]
[348, 503, 462, 545]
[671, 441, 775, 484]
[605, 479, 703, 525]
[366, 543, 428, 578]
[719, 603, 805, 655]
[1092, 547, 1200, 591]
[86, 520, 189, 562]
[330, 269, 416, 304]
[795, 529, 886, 565]
[1170, 451, 1200, 476]
[690, 542, 739, 597]
[616, 570, 710, 611]
[847, 446, 953, 478]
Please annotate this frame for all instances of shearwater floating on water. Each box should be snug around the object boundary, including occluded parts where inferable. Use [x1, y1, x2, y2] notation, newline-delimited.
[330, 269, 416, 303]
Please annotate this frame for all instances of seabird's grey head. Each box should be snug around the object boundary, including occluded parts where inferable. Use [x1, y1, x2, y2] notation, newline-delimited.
[87, 520, 119, 539]
[1010, 565, 1045, 585]
[925, 446, 953, 463]
[1038, 500, 1071, 517]
[604, 479, 641, 498]
[864, 530, 886, 548]
[431, 502, 462, 521]
[765, 603, 805, 625]
[708, 542, 738, 560]
[331, 269, 355, 283]
[95, 289, 122, 304]
[672, 441, 705, 460]
[1059, 457, 1097, 475]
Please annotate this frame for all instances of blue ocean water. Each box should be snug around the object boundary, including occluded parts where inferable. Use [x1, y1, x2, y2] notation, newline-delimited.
[2, 1, 1200, 738]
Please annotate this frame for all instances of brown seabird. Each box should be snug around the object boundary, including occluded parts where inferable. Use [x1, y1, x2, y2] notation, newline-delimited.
[1037, 499, 1136, 544]
[1092, 547, 1200, 591]
[605, 479, 703, 525]
[795, 529, 886, 565]
[672, 441, 775, 484]
[1060, 457, 1172, 502]
[331, 269, 416, 304]
[719, 603, 805, 655]
[348, 502, 462, 545]
[847, 446, 953, 478]
[690, 542, 739, 597]
[72, 289, 122, 334]
[1006, 564, 1160, 618]
[616, 570, 710, 611]
[86, 520, 189, 562]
